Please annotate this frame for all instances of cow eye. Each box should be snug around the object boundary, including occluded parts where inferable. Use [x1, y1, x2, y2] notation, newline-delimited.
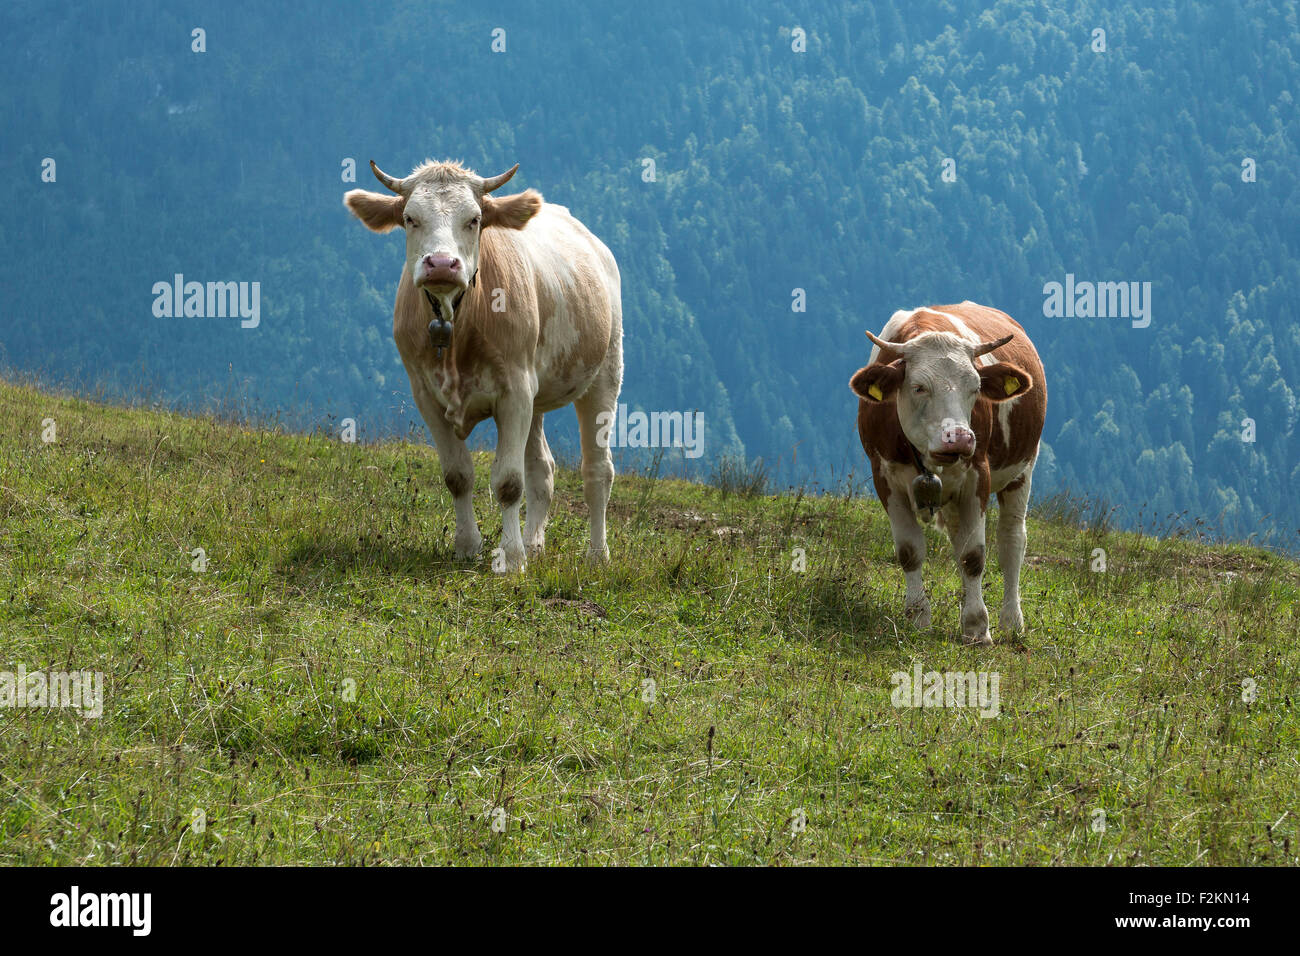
[468, 216, 480, 229]
[913, 384, 928, 395]
[404, 216, 417, 227]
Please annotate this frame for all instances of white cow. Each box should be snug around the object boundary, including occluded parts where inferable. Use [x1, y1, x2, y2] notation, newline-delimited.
[345, 159, 623, 570]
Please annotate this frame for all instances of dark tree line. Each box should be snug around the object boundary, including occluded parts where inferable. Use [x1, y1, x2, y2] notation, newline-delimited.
[2, 0, 1296, 548]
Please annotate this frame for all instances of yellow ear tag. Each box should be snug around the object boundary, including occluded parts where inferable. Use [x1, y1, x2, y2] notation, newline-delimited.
[868, 384, 884, 401]
[1004, 376, 1020, 396]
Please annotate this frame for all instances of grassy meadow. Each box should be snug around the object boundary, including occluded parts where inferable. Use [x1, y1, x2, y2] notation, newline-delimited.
[1, 378, 1297, 865]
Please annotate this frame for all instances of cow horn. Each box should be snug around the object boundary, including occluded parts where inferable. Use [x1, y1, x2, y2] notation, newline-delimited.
[972, 333, 1014, 357]
[479, 164, 519, 194]
[369, 160, 406, 194]
[865, 330, 907, 353]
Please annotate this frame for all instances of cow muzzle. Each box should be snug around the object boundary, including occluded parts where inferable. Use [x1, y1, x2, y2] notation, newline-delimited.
[417, 253, 467, 291]
[929, 423, 976, 464]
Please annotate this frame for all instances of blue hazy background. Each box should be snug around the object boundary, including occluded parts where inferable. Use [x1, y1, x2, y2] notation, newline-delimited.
[2, 0, 1297, 548]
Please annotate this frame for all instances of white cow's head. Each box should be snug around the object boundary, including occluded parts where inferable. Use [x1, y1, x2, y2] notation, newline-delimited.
[344, 159, 541, 320]
[850, 330, 1033, 468]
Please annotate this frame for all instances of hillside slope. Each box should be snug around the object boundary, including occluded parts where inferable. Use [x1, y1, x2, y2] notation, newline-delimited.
[1, 380, 1297, 865]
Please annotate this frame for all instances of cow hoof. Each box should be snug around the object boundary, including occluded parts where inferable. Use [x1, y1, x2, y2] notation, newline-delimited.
[905, 599, 932, 629]
[585, 546, 610, 565]
[494, 546, 527, 573]
[961, 605, 991, 645]
[962, 614, 993, 645]
[999, 604, 1024, 634]
[526, 534, 546, 555]
[454, 532, 483, 562]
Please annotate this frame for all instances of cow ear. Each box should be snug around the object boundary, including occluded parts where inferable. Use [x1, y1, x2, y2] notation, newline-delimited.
[850, 361, 904, 403]
[979, 362, 1033, 401]
[482, 189, 542, 230]
[344, 189, 405, 233]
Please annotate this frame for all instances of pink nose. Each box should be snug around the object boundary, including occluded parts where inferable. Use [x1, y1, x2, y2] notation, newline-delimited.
[419, 254, 463, 285]
[934, 424, 976, 456]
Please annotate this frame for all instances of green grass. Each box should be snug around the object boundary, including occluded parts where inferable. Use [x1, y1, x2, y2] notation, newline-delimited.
[1, 377, 1297, 865]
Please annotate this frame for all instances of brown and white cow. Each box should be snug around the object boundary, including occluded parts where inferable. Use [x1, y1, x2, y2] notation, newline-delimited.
[849, 302, 1046, 644]
[345, 159, 623, 571]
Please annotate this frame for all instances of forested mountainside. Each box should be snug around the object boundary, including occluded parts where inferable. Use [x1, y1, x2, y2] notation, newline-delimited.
[3, 0, 1297, 547]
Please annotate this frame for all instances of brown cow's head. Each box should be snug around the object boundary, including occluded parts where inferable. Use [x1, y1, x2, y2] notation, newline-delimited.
[344, 159, 541, 321]
[850, 330, 1033, 469]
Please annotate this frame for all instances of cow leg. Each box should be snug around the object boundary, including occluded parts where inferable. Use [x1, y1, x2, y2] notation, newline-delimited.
[491, 391, 533, 572]
[523, 412, 554, 554]
[995, 462, 1034, 634]
[411, 382, 482, 561]
[574, 379, 619, 564]
[882, 481, 931, 628]
[945, 491, 991, 645]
